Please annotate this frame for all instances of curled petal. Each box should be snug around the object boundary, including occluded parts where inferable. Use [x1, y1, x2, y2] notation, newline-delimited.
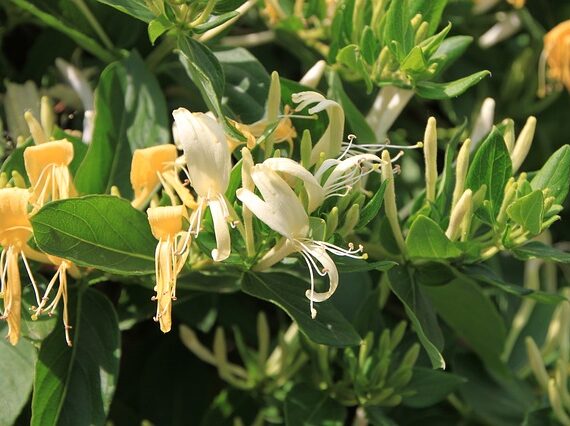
[302, 243, 339, 303]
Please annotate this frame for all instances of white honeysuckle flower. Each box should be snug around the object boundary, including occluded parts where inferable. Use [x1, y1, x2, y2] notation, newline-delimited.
[262, 157, 325, 213]
[470, 97, 495, 148]
[55, 58, 94, 144]
[173, 108, 233, 262]
[366, 86, 414, 143]
[315, 153, 382, 199]
[299, 60, 327, 88]
[478, 11, 522, 49]
[236, 164, 365, 319]
[292, 91, 344, 165]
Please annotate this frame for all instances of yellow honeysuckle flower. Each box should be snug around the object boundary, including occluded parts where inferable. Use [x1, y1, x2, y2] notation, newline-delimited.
[130, 144, 196, 210]
[542, 20, 570, 94]
[237, 165, 365, 319]
[32, 255, 79, 347]
[0, 188, 41, 345]
[173, 108, 235, 262]
[147, 205, 189, 333]
[24, 139, 75, 210]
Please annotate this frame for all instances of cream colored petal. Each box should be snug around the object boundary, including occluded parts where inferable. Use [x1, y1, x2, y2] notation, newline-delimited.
[251, 165, 309, 237]
[209, 198, 231, 262]
[172, 108, 231, 196]
[263, 157, 325, 212]
[303, 243, 339, 303]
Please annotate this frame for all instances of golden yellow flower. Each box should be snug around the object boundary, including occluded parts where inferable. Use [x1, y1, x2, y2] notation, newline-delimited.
[147, 205, 189, 333]
[0, 188, 37, 345]
[543, 20, 570, 93]
[24, 139, 75, 210]
[130, 144, 196, 210]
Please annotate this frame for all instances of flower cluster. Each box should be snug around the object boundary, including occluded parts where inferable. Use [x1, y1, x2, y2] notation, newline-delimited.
[140, 88, 393, 330]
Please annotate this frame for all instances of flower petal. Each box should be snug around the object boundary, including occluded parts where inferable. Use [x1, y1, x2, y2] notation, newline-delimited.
[209, 198, 231, 262]
[303, 243, 339, 303]
[172, 108, 231, 196]
[263, 157, 325, 212]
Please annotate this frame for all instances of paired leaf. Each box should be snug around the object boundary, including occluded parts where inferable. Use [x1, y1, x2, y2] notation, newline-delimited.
[416, 71, 490, 99]
[424, 275, 507, 375]
[240, 272, 361, 347]
[31, 288, 120, 426]
[406, 215, 461, 259]
[387, 267, 445, 369]
[75, 51, 169, 196]
[284, 383, 346, 426]
[0, 326, 36, 426]
[403, 367, 466, 408]
[531, 145, 570, 205]
[512, 241, 570, 264]
[31, 195, 157, 274]
[506, 190, 544, 235]
[466, 128, 512, 217]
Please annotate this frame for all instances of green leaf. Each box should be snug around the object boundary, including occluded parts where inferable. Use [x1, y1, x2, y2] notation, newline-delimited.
[384, 0, 413, 60]
[240, 272, 361, 347]
[507, 190, 544, 235]
[464, 264, 565, 304]
[387, 266, 445, 369]
[401, 46, 428, 76]
[429, 36, 473, 78]
[415, 71, 490, 100]
[466, 128, 512, 217]
[0, 325, 36, 426]
[512, 241, 570, 263]
[284, 383, 346, 426]
[406, 215, 461, 259]
[424, 275, 507, 375]
[31, 288, 120, 426]
[410, 0, 448, 35]
[0, 138, 33, 185]
[75, 51, 169, 196]
[336, 45, 373, 93]
[178, 35, 244, 141]
[334, 258, 397, 273]
[357, 180, 387, 228]
[403, 367, 466, 408]
[214, 47, 270, 124]
[31, 195, 157, 275]
[193, 11, 239, 34]
[327, 70, 376, 143]
[359, 26, 377, 65]
[531, 145, 570, 205]
[148, 16, 172, 44]
[96, 0, 155, 22]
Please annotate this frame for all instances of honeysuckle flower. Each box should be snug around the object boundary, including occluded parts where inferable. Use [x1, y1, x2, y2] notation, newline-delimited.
[540, 20, 570, 95]
[478, 11, 522, 49]
[172, 108, 233, 262]
[314, 153, 382, 199]
[470, 98, 495, 146]
[226, 72, 297, 154]
[24, 139, 75, 211]
[366, 87, 414, 143]
[237, 165, 365, 318]
[299, 60, 327, 89]
[147, 205, 189, 333]
[0, 188, 40, 345]
[55, 58, 94, 143]
[32, 256, 78, 347]
[292, 92, 344, 165]
[130, 144, 196, 210]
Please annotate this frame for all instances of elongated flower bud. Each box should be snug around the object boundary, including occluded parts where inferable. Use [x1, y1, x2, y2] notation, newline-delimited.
[423, 117, 438, 203]
[511, 116, 537, 173]
[299, 60, 326, 88]
[451, 139, 472, 211]
[381, 150, 406, 254]
[446, 189, 472, 241]
[526, 337, 550, 391]
[24, 111, 47, 145]
[502, 119, 515, 153]
[40, 96, 54, 138]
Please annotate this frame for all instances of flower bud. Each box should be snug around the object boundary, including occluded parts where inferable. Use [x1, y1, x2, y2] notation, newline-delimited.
[24, 111, 47, 145]
[446, 189, 472, 241]
[525, 337, 549, 391]
[423, 117, 438, 203]
[511, 116, 537, 172]
[451, 138, 471, 211]
[381, 150, 406, 254]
